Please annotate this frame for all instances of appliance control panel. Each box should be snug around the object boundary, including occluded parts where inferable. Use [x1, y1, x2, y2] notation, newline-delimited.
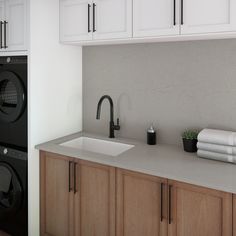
[0, 146, 27, 160]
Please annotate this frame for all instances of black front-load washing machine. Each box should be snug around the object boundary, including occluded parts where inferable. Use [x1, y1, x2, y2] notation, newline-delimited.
[0, 56, 28, 235]
[0, 56, 27, 150]
[0, 146, 27, 236]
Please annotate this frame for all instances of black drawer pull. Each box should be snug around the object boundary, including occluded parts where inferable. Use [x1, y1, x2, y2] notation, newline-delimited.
[168, 185, 172, 224]
[69, 161, 73, 192]
[173, 0, 176, 26]
[3, 21, 7, 49]
[0, 21, 3, 49]
[93, 3, 96, 32]
[74, 162, 77, 194]
[160, 183, 164, 222]
[88, 4, 91, 32]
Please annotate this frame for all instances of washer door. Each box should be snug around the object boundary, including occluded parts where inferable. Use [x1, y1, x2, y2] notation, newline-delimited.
[0, 71, 26, 123]
[0, 162, 23, 220]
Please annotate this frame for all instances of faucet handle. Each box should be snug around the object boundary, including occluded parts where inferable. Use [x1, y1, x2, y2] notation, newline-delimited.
[114, 118, 120, 131]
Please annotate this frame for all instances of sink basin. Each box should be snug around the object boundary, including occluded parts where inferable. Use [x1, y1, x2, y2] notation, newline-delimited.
[60, 137, 134, 157]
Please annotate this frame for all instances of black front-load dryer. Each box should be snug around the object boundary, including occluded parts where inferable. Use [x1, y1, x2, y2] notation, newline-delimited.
[0, 56, 27, 150]
[0, 146, 27, 236]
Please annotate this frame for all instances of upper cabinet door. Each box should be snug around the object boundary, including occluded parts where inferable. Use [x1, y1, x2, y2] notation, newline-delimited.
[92, 0, 132, 40]
[133, 0, 180, 37]
[5, 0, 27, 51]
[60, 0, 93, 42]
[168, 180, 232, 236]
[181, 0, 236, 34]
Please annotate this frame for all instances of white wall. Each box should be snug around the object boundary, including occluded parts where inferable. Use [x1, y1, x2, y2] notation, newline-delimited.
[28, 0, 83, 235]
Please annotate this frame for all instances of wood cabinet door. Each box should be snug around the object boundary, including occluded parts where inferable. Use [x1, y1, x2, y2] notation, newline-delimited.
[133, 0, 180, 38]
[74, 160, 116, 236]
[181, 0, 236, 34]
[40, 152, 74, 236]
[92, 0, 132, 40]
[168, 180, 232, 236]
[233, 195, 236, 236]
[116, 169, 168, 236]
[60, 0, 93, 42]
[5, 0, 27, 51]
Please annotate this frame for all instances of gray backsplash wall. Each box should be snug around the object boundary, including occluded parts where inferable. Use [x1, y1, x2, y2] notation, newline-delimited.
[83, 39, 236, 146]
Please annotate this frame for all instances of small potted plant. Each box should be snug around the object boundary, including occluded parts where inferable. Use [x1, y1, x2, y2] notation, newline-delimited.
[182, 130, 199, 153]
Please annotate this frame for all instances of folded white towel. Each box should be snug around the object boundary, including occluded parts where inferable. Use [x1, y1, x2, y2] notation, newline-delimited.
[197, 150, 236, 163]
[197, 142, 236, 155]
[198, 129, 236, 146]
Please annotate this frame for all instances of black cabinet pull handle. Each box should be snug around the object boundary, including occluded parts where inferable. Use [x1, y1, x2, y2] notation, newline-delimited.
[0, 21, 3, 49]
[93, 3, 96, 32]
[3, 21, 7, 49]
[88, 4, 91, 33]
[181, 0, 184, 25]
[173, 0, 176, 26]
[74, 162, 77, 194]
[168, 185, 172, 224]
[69, 161, 73, 192]
[160, 183, 164, 222]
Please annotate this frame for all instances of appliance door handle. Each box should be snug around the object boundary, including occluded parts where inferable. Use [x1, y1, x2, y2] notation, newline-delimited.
[88, 4, 91, 32]
[4, 21, 7, 48]
[160, 183, 164, 222]
[69, 161, 73, 192]
[74, 162, 77, 194]
[93, 3, 96, 32]
[168, 185, 172, 224]
[181, 0, 184, 25]
[173, 0, 176, 26]
[0, 21, 3, 49]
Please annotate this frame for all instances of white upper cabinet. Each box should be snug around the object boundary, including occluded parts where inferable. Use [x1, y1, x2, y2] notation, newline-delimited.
[60, 0, 236, 44]
[5, 0, 27, 51]
[93, 0, 132, 40]
[60, 0, 132, 42]
[133, 0, 180, 37]
[60, 0, 93, 42]
[181, 0, 236, 34]
[0, 0, 27, 52]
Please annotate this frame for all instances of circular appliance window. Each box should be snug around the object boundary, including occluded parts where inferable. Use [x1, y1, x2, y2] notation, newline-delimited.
[0, 163, 22, 220]
[0, 71, 26, 123]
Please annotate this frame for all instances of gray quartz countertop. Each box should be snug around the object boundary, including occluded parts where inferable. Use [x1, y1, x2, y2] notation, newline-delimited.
[36, 132, 236, 194]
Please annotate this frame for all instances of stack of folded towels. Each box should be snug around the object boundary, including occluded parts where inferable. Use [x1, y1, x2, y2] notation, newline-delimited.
[197, 129, 236, 163]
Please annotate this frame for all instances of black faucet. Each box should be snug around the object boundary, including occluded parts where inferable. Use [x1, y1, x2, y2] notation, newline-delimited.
[96, 95, 120, 138]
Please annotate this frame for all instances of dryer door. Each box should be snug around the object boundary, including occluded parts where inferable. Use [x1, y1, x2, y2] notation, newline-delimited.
[0, 162, 23, 219]
[0, 71, 26, 123]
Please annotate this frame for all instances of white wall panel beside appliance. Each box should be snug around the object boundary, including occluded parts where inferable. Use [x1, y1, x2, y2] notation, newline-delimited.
[133, 0, 180, 37]
[180, 0, 236, 34]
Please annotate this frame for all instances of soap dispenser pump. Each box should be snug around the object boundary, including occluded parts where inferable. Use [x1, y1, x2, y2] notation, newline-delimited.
[147, 125, 156, 145]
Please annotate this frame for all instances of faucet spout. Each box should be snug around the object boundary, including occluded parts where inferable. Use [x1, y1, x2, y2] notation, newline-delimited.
[96, 95, 114, 122]
[96, 95, 120, 138]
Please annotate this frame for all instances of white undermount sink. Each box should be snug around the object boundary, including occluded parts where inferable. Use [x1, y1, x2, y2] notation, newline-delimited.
[60, 137, 134, 157]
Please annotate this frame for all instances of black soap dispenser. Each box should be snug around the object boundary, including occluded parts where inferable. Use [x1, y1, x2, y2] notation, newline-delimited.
[147, 125, 156, 145]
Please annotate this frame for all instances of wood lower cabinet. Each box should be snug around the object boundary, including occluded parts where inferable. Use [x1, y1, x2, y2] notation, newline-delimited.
[40, 151, 115, 236]
[74, 160, 115, 236]
[40, 152, 74, 236]
[40, 151, 233, 236]
[116, 169, 168, 236]
[168, 180, 232, 236]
